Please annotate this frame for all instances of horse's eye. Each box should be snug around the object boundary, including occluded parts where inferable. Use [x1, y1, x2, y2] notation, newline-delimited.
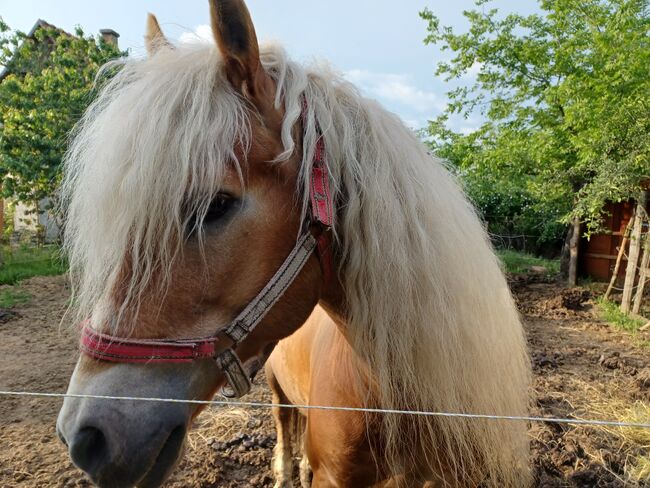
[186, 193, 237, 238]
[204, 193, 236, 225]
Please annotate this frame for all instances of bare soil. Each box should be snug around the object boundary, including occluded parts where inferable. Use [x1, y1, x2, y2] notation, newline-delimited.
[0, 274, 649, 487]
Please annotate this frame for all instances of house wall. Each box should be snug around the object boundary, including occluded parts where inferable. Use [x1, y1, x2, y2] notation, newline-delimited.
[13, 198, 60, 243]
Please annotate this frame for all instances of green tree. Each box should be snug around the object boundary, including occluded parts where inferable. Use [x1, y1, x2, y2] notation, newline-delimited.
[421, 0, 650, 283]
[0, 19, 123, 212]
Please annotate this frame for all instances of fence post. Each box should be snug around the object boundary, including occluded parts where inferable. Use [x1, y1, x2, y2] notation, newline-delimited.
[633, 230, 649, 315]
[622, 194, 648, 314]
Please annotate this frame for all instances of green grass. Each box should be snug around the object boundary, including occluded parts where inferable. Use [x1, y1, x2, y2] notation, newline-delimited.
[0, 288, 31, 308]
[0, 245, 67, 285]
[496, 249, 560, 276]
[596, 297, 646, 332]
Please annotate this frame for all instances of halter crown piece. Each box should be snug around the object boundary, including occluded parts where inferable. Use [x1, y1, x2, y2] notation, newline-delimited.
[79, 97, 334, 398]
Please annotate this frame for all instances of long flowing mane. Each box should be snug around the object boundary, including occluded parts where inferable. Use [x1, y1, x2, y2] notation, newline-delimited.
[63, 42, 530, 485]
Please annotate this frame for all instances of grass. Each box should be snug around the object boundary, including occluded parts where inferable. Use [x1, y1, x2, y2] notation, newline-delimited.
[496, 249, 560, 276]
[187, 406, 258, 452]
[596, 297, 646, 332]
[0, 245, 67, 285]
[0, 288, 31, 308]
[586, 398, 650, 484]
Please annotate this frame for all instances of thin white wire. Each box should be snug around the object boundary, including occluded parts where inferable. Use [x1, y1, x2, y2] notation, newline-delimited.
[1, 390, 650, 430]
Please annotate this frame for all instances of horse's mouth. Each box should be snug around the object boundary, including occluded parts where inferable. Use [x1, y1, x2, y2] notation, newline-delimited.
[136, 426, 187, 488]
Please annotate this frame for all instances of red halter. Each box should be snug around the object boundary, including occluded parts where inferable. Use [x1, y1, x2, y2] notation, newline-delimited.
[80, 325, 220, 363]
[79, 98, 333, 397]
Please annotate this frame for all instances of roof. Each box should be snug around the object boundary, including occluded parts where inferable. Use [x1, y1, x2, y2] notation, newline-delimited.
[0, 19, 70, 82]
[26, 19, 64, 38]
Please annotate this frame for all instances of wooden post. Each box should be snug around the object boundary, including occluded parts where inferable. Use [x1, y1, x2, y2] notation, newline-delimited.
[632, 196, 650, 315]
[605, 208, 636, 300]
[622, 201, 646, 314]
[633, 230, 649, 315]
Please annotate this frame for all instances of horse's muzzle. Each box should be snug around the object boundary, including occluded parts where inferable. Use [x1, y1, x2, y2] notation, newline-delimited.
[57, 398, 188, 488]
[56, 359, 220, 487]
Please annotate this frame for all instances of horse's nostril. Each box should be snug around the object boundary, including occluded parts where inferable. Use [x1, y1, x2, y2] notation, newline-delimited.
[155, 425, 186, 470]
[136, 425, 187, 488]
[69, 426, 109, 476]
[56, 425, 68, 447]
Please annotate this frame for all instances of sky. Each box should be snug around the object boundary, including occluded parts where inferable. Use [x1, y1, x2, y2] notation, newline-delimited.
[0, 0, 539, 131]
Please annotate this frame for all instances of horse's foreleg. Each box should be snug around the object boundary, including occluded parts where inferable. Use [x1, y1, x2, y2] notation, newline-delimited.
[271, 404, 294, 488]
[299, 432, 312, 487]
[267, 366, 294, 488]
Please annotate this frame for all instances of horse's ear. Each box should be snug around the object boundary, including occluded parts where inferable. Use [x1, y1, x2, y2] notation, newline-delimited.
[209, 0, 273, 105]
[145, 13, 172, 56]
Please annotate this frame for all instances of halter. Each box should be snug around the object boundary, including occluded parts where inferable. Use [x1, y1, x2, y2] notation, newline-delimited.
[79, 99, 333, 398]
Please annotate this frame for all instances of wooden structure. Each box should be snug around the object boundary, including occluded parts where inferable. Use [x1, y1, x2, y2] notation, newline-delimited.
[578, 200, 636, 281]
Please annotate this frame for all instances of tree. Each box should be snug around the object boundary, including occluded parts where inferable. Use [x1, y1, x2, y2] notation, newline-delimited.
[421, 0, 650, 284]
[0, 18, 123, 213]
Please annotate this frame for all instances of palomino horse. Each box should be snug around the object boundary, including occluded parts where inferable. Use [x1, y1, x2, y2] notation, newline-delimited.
[56, 1, 531, 486]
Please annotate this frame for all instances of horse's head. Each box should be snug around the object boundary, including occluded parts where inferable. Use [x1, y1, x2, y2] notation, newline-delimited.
[56, 2, 327, 486]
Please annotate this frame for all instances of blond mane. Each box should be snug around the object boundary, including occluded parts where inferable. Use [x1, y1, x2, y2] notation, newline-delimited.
[63, 42, 531, 485]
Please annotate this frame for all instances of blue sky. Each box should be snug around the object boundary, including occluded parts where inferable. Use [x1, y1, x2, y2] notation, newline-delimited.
[1, 0, 539, 131]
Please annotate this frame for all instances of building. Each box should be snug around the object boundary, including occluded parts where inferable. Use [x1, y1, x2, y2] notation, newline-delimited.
[1, 20, 119, 243]
[578, 200, 635, 281]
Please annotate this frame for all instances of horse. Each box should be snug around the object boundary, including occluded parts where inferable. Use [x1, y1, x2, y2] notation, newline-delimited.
[56, 1, 532, 486]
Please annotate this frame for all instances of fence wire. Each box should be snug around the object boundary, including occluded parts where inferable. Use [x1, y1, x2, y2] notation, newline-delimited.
[1, 389, 650, 430]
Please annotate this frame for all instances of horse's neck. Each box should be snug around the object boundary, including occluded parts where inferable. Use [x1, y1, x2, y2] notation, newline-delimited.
[318, 273, 348, 335]
[318, 279, 378, 391]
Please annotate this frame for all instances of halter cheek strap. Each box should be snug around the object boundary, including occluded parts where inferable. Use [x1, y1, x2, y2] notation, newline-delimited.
[79, 97, 333, 398]
[80, 223, 321, 397]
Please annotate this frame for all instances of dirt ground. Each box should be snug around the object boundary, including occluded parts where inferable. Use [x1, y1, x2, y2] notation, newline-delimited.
[1, 274, 649, 487]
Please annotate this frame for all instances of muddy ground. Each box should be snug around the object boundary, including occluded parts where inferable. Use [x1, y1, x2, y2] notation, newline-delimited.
[0, 274, 649, 487]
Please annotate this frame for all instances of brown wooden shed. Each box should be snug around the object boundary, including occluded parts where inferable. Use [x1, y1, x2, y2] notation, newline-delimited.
[578, 200, 637, 281]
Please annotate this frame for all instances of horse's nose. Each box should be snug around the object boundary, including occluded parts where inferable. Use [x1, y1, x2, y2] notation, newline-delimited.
[69, 426, 109, 477]
[58, 408, 189, 488]
[56, 423, 68, 447]
[56, 360, 213, 486]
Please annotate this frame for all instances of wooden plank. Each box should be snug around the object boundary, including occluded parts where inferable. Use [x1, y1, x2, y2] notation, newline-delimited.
[622, 208, 643, 314]
[605, 209, 635, 300]
[583, 253, 619, 260]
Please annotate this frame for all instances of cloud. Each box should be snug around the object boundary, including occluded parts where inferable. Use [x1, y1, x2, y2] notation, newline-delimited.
[344, 69, 445, 114]
[179, 24, 213, 44]
[446, 112, 483, 135]
[462, 61, 483, 80]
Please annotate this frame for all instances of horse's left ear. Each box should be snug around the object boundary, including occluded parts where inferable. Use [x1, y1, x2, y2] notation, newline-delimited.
[209, 0, 274, 109]
[145, 13, 172, 56]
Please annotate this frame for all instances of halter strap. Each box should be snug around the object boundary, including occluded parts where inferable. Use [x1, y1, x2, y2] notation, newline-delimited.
[80, 231, 318, 396]
[79, 96, 333, 398]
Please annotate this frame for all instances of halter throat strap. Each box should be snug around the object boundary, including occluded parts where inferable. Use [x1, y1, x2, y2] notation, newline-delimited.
[80, 96, 333, 398]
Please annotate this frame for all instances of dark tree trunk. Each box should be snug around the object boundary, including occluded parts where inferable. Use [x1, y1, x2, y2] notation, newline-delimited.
[567, 215, 581, 286]
[560, 216, 581, 286]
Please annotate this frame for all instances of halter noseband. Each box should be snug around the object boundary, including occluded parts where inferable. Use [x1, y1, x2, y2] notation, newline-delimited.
[79, 99, 333, 398]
